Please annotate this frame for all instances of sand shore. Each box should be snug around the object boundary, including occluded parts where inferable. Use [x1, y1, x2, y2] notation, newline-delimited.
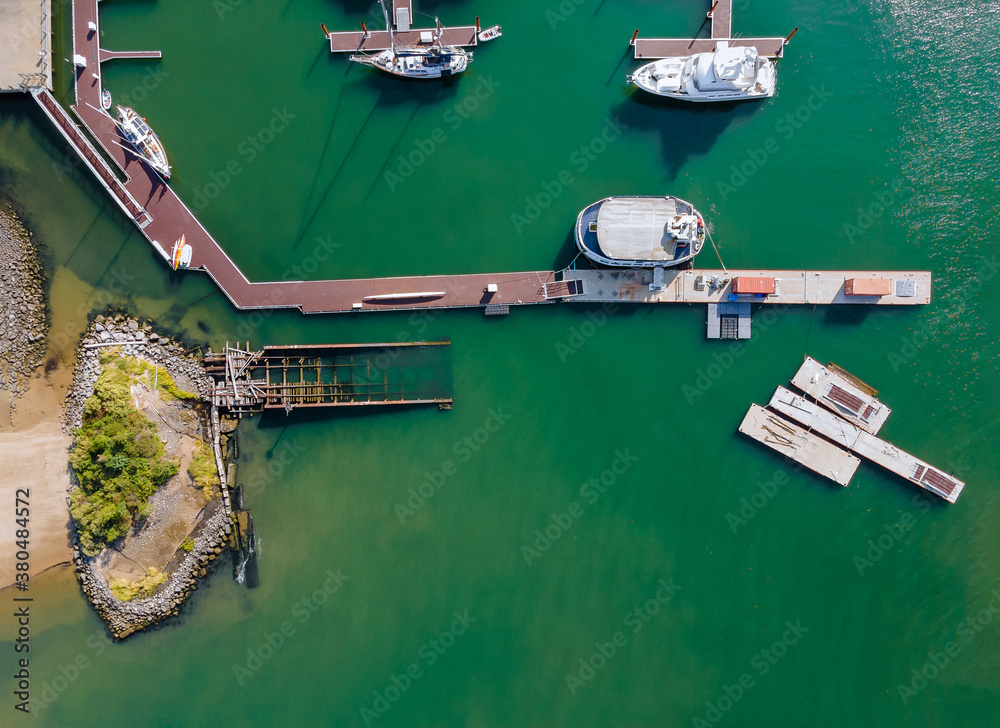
[0, 410, 74, 589]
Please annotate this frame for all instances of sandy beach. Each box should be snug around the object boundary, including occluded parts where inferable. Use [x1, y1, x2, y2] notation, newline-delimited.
[0, 414, 74, 589]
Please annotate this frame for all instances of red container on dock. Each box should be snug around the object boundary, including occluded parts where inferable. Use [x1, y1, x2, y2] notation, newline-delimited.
[845, 278, 892, 296]
[731, 276, 776, 295]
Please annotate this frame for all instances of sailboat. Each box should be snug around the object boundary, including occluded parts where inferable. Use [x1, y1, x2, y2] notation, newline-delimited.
[349, 1, 472, 79]
[113, 105, 171, 178]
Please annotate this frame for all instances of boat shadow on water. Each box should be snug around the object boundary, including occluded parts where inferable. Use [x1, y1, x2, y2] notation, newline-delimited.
[612, 94, 762, 184]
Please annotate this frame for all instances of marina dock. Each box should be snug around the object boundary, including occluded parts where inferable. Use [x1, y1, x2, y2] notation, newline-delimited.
[631, 0, 790, 60]
[738, 403, 860, 487]
[767, 386, 965, 503]
[325, 0, 480, 54]
[12, 0, 928, 333]
[202, 341, 453, 415]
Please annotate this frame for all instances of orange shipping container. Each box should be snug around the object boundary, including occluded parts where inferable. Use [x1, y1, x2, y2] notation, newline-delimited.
[845, 278, 892, 296]
[731, 276, 776, 295]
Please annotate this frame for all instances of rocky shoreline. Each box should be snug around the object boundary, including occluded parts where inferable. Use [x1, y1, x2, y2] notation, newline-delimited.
[73, 509, 232, 639]
[0, 204, 48, 414]
[66, 315, 232, 640]
[63, 314, 213, 432]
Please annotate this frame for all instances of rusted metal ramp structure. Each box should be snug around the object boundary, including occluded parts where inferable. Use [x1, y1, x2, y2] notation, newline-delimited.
[203, 341, 453, 416]
[630, 0, 795, 60]
[325, 0, 481, 54]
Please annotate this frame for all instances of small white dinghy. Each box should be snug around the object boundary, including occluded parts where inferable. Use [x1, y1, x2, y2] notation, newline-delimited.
[477, 25, 502, 42]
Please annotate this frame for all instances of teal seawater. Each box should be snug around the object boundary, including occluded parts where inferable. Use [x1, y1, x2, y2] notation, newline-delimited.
[2, 0, 999, 725]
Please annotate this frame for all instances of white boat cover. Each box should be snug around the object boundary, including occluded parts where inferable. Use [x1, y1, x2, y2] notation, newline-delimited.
[596, 198, 679, 261]
[712, 46, 757, 81]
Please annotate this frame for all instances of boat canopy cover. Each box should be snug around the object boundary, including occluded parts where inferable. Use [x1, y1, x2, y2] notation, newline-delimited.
[596, 198, 679, 261]
[712, 46, 758, 81]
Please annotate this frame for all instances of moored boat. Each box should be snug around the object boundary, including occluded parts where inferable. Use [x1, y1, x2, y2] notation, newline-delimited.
[101, 90, 112, 110]
[575, 196, 705, 268]
[115, 105, 171, 178]
[171, 235, 192, 270]
[627, 42, 776, 103]
[478, 24, 502, 42]
[349, 0, 472, 79]
[351, 45, 471, 79]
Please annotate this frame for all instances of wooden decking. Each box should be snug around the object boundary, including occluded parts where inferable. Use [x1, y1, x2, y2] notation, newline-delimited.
[326, 0, 480, 53]
[98, 49, 162, 63]
[631, 0, 788, 60]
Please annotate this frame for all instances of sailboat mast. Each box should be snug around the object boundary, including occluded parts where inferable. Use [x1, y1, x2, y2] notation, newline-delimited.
[379, 0, 395, 53]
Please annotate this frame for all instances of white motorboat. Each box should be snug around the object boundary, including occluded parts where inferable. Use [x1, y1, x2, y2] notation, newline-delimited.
[478, 25, 502, 42]
[575, 196, 706, 268]
[628, 42, 776, 103]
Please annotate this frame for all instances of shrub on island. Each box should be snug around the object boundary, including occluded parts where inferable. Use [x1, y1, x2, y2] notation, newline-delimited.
[69, 357, 180, 556]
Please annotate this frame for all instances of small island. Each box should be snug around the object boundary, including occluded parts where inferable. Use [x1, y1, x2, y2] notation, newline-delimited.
[65, 315, 235, 639]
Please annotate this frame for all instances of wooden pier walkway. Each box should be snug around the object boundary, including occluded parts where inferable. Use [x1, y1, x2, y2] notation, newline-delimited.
[326, 0, 480, 53]
[36, 0, 929, 325]
[99, 49, 163, 63]
[631, 0, 789, 60]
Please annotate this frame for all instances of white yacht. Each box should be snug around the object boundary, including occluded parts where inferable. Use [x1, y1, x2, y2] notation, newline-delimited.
[114, 105, 171, 178]
[627, 42, 776, 103]
[575, 196, 705, 268]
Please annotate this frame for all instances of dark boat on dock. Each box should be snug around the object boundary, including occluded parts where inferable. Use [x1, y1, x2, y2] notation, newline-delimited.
[575, 195, 706, 268]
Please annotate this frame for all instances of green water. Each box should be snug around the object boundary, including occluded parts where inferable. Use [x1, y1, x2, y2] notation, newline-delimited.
[3, 0, 1000, 725]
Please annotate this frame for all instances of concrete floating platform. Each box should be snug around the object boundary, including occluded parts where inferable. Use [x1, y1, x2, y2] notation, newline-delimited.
[767, 387, 965, 503]
[738, 404, 860, 487]
[791, 356, 891, 434]
[561, 268, 932, 306]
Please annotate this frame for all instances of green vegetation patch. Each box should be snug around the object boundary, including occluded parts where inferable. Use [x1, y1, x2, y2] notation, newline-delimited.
[188, 441, 220, 495]
[105, 351, 198, 401]
[69, 355, 180, 556]
[181, 536, 195, 552]
[109, 568, 168, 601]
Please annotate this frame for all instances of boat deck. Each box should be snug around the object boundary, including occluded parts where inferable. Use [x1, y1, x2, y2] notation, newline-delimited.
[631, 0, 787, 60]
[790, 357, 891, 434]
[738, 404, 860, 487]
[768, 387, 964, 502]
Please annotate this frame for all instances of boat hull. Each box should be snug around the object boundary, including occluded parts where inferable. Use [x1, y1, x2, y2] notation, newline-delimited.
[350, 47, 471, 79]
[574, 196, 705, 268]
[629, 53, 776, 103]
[115, 105, 171, 178]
